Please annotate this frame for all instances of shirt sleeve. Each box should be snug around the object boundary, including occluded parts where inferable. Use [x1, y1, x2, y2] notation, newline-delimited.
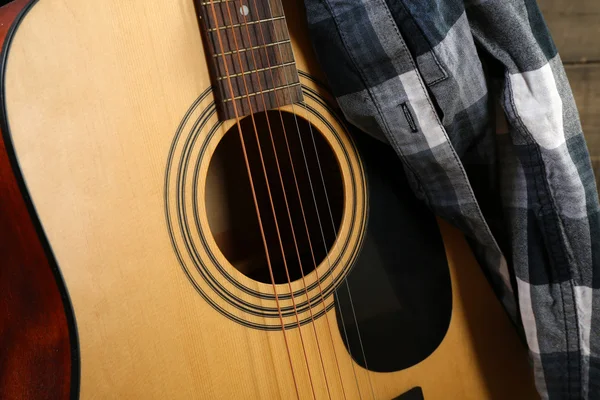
[465, 1, 600, 398]
[304, 0, 600, 398]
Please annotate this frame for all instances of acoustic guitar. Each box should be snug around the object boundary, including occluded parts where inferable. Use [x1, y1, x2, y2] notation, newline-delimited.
[0, 0, 537, 398]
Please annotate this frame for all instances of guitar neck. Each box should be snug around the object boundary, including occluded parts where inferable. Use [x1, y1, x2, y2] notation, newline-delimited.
[196, 0, 303, 119]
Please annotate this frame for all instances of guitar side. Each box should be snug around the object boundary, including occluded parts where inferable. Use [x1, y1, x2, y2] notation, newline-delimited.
[0, 1, 78, 400]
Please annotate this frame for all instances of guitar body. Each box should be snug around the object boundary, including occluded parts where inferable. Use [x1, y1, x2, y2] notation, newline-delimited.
[1, 0, 537, 398]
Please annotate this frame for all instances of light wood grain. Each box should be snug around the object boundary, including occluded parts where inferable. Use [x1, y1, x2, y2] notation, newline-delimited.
[539, 0, 600, 63]
[3, 0, 537, 398]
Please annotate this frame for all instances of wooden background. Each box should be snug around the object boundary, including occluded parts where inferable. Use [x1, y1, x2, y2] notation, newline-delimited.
[539, 0, 600, 189]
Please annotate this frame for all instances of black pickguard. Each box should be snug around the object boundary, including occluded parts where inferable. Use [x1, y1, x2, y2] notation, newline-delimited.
[335, 130, 452, 373]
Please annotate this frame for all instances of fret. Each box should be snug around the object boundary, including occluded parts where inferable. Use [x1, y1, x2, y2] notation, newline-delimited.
[207, 19, 287, 54]
[216, 61, 295, 80]
[217, 64, 300, 100]
[207, 17, 285, 32]
[201, 0, 282, 28]
[222, 82, 301, 102]
[212, 40, 290, 58]
[196, 0, 302, 119]
[222, 84, 303, 118]
[214, 42, 294, 76]
[200, 0, 231, 5]
[200, 0, 284, 11]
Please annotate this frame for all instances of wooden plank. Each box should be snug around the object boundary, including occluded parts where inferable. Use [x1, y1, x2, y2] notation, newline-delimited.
[566, 63, 600, 189]
[539, 0, 600, 63]
[593, 158, 600, 192]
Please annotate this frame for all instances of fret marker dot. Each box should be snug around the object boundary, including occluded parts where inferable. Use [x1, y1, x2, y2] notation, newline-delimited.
[239, 5, 249, 16]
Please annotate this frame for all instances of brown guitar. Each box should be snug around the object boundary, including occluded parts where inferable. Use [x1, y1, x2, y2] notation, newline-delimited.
[0, 0, 537, 398]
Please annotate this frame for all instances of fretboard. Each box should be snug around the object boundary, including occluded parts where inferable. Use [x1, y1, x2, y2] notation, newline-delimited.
[196, 0, 303, 120]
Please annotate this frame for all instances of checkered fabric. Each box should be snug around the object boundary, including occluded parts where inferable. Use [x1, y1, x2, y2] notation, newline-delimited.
[304, 0, 600, 398]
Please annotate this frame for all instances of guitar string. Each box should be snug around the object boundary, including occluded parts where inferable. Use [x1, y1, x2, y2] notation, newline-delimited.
[205, 2, 301, 398]
[262, 1, 377, 398]
[283, 86, 364, 400]
[257, 3, 370, 397]
[303, 107, 378, 400]
[243, 1, 350, 399]
[209, 1, 375, 398]
[217, 2, 319, 399]
[233, 2, 336, 399]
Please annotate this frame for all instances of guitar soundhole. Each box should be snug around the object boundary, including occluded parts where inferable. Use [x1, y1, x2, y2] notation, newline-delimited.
[206, 110, 344, 284]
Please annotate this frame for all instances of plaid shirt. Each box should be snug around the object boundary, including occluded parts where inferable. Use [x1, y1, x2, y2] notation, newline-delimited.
[304, 0, 600, 398]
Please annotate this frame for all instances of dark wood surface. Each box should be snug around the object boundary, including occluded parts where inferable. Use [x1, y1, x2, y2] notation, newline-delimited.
[566, 63, 600, 187]
[197, 0, 302, 119]
[539, 0, 600, 190]
[0, 1, 73, 399]
[539, 0, 600, 63]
